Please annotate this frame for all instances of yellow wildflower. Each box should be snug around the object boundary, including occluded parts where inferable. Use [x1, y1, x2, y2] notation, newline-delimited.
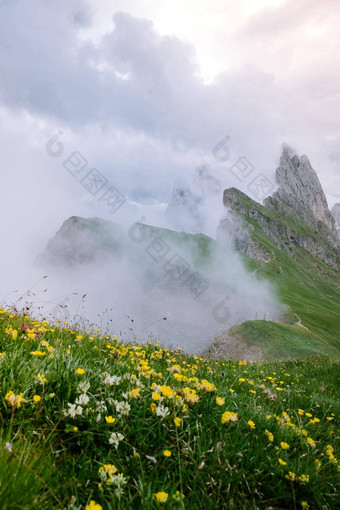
[160, 385, 175, 399]
[216, 397, 225, 406]
[5, 391, 25, 408]
[130, 388, 141, 399]
[280, 442, 290, 450]
[163, 450, 171, 457]
[299, 474, 309, 483]
[221, 411, 238, 424]
[37, 373, 47, 384]
[200, 379, 217, 392]
[105, 416, 116, 424]
[265, 429, 274, 442]
[33, 395, 41, 403]
[86, 501, 102, 510]
[76, 368, 85, 374]
[154, 492, 168, 503]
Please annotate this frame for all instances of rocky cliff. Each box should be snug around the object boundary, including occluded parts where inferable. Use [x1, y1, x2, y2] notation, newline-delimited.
[218, 147, 340, 272]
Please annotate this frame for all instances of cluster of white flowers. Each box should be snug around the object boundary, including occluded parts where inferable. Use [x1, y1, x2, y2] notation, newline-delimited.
[65, 403, 83, 418]
[75, 393, 90, 406]
[65, 380, 91, 417]
[156, 403, 170, 418]
[102, 372, 122, 387]
[109, 432, 124, 448]
[111, 473, 127, 498]
[114, 400, 131, 417]
[77, 380, 90, 393]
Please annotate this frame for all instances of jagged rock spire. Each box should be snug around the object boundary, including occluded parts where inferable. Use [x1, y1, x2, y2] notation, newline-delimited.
[264, 146, 337, 235]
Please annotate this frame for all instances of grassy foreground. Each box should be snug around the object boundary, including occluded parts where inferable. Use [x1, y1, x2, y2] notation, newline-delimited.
[0, 309, 339, 509]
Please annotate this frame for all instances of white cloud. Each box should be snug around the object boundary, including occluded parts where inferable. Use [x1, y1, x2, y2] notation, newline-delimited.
[0, 0, 339, 350]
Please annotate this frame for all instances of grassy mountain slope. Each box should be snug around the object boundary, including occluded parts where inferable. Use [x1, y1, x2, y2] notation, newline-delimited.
[219, 188, 340, 358]
[0, 310, 339, 509]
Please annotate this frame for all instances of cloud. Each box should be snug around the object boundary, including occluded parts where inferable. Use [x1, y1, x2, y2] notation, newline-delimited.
[0, 0, 338, 350]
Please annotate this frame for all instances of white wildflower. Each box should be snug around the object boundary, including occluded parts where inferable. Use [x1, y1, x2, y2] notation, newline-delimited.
[112, 473, 127, 497]
[77, 380, 90, 393]
[75, 393, 90, 406]
[102, 372, 122, 386]
[156, 403, 170, 418]
[109, 432, 124, 448]
[5, 442, 12, 452]
[66, 403, 83, 418]
[115, 401, 131, 417]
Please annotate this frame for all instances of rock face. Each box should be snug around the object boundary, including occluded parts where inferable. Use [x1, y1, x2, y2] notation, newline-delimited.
[331, 203, 340, 237]
[219, 147, 340, 271]
[264, 147, 337, 236]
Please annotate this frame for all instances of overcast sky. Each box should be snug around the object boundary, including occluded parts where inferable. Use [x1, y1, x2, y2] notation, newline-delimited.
[1, 0, 339, 247]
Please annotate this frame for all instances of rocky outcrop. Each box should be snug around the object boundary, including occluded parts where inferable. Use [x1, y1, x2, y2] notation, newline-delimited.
[219, 147, 340, 271]
[265, 147, 337, 235]
[331, 203, 340, 237]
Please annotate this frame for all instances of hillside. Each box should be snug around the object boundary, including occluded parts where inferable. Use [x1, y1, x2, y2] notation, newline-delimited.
[213, 148, 340, 359]
[0, 310, 339, 509]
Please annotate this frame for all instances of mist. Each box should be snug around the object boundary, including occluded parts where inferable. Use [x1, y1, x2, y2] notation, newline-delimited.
[2, 0, 338, 352]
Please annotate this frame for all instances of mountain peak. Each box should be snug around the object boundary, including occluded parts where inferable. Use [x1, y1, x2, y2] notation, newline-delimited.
[264, 147, 337, 235]
[220, 148, 340, 271]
